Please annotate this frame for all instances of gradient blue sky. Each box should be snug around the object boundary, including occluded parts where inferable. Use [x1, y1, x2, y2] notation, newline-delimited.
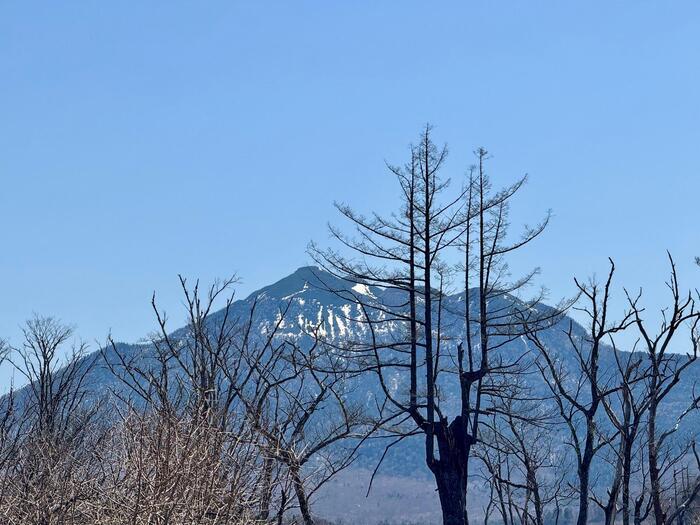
[1, 2, 699, 385]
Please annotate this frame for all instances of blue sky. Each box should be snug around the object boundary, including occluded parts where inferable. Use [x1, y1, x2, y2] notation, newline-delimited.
[1, 2, 699, 385]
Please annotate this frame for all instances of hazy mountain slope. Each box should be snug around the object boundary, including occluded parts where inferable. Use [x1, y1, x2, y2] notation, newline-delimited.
[87, 266, 699, 524]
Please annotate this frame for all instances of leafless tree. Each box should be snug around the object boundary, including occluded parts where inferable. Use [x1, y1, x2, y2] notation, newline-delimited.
[528, 257, 700, 525]
[477, 394, 571, 525]
[625, 255, 700, 525]
[2, 316, 102, 525]
[597, 343, 650, 525]
[0, 342, 26, 516]
[311, 126, 562, 525]
[527, 261, 635, 525]
[104, 276, 365, 525]
[666, 447, 700, 525]
[230, 312, 369, 525]
[92, 398, 262, 524]
[101, 276, 272, 524]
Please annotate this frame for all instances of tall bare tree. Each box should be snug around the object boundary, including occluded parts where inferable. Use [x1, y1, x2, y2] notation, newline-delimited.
[625, 255, 700, 525]
[5, 316, 102, 525]
[598, 343, 650, 525]
[103, 277, 267, 524]
[0, 342, 26, 518]
[527, 261, 635, 525]
[312, 126, 560, 525]
[105, 276, 365, 525]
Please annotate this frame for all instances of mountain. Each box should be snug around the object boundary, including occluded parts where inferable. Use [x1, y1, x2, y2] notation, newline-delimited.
[90, 266, 700, 524]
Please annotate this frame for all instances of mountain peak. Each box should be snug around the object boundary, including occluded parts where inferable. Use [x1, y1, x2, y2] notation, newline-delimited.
[291, 265, 323, 278]
[248, 265, 343, 301]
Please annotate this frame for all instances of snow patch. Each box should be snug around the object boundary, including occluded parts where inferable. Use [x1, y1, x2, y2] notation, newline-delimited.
[282, 282, 310, 301]
[352, 283, 375, 298]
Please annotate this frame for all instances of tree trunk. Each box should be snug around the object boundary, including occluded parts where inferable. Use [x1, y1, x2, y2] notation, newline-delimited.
[604, 451, 624, 525]
[290, 464, 313, 525]
[528, 471, 544, 525]
[576, 467, 589, 525]
[649, 398, 665, 525]
[576, 450, 593, 525]
[434, 464, 468, 525]
[622, 444, 632, 525]
[276, 489, 288, 525]
[574, 414, 599, 525]
[430, 418, 471, 525]
[258, 455, 274, 521]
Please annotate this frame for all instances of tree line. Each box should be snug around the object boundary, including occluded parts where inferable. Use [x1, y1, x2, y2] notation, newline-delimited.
[0, 126, 698, 525]
[310, 126, 700, 525]
[0, 278, 370, 524]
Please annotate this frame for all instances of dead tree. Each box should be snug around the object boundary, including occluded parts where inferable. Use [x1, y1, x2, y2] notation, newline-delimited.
[105, 275, 364, 525]
[527, 260, 635, 525]
[666, 445, 700, 525]
[231, 320, 367, 525]
[311, 126, 560, 525]
[5, 316, 101, 525]
[597, 339, 651, 525]
[584, 333, 656, 525]
[625, 255, 700, 525]
[476, 375, 572, 525]
[103, 277, 265, 524]
[0, 342, 27, 519]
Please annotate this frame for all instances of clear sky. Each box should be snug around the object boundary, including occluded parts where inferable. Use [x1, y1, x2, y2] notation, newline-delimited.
[1, 2, 699, 387]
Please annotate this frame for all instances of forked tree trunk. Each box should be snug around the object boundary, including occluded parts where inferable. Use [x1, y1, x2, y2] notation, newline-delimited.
[603, 449, 624, 525]
[430, 418, 471, 525]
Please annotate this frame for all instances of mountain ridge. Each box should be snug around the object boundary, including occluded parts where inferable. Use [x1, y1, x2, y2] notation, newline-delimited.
[39, 266, 700, 524]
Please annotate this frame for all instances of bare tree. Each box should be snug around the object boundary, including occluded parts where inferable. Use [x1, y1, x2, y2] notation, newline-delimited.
[4, 316, 102, 525]
[666, 445, 700, 525]
[477, 393, 571, 525]
[93, 397, 262, 524]
[625, 255, 700, 525]
[311, 126, 561, 525]
[230, 312, 369, 525]
[527, 261, 635, 525]
[528, 257, 700, 525]
[102, 276, 271, 524]
[598, 343, 650, 525]
[104, 276, 365, 525]
[0, 342, 26, 517]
